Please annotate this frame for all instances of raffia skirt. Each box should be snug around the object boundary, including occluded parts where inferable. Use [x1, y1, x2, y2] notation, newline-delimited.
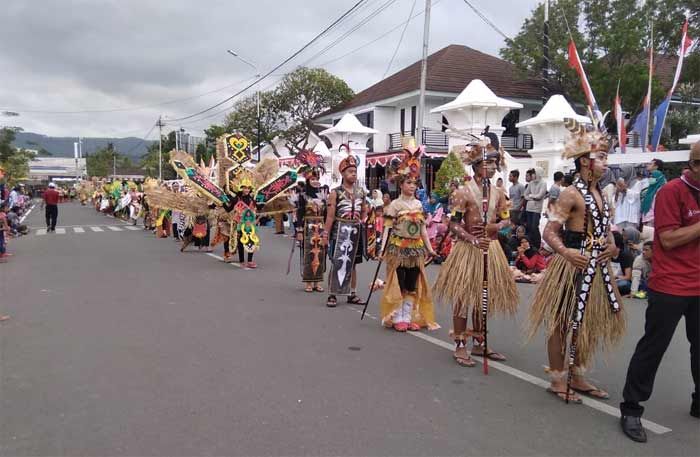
[525, 254, 626, 367]
[433, 240, 519, 319]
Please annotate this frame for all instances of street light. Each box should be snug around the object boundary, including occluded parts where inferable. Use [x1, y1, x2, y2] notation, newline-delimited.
[226, 50, 262, 161]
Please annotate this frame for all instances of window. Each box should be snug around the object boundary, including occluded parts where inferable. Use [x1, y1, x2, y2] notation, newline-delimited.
[501, 109, 520, 136]
[441, 115, 448, 132]
[411, 106, 416, 136]
[400, 108, 405, 134]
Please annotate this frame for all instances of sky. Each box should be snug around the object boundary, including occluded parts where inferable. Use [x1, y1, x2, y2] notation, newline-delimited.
[0, 0, 542, 139]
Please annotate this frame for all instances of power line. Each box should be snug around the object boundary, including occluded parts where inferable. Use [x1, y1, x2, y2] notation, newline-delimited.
[165, 0, 369, 122]
[382, 0, 417, 79]
[461, 0, 513, 43]
[122, 121, 158, 156]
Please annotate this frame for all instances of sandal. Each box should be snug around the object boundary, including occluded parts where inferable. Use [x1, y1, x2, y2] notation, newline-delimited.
[546, 387, 582, 404]
[347, 293, 365, 305]
[314, 285, 324, 292]
[471, 347, 507, 361]
[453, 348, 476, 367]
[407, 322, 421, 331]
[326, 296, 337, 308]
[572, 386, 610, 400]
[393, 322, 408, 332]
[304, 285, 314, 293]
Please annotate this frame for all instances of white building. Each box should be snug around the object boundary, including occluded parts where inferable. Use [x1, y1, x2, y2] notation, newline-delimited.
[28, 157, 86, 182]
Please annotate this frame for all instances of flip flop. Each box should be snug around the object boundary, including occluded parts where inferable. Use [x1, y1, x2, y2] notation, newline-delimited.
[546, 387, 582, 404]
[572, 386, 610, 400]
[314, 286, 324, 292]
[304, 286, 314, 293]
[453, 354, 476, 367]
[326, 296, 337, 308]
[472, 349, 507, 361]
[347, 294, 365, 305]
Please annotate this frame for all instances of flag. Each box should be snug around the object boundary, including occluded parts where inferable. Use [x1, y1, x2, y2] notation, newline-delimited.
[614, 84, 627, 153]
[632, 97, 651, 151]
[568, 39, 604, 128]
[651, 18, 695, 151]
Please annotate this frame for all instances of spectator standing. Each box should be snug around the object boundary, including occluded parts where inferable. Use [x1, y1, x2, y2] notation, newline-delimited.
[0, 202, 10, 259]
[610, 231, 633, 295]
[43, 182, 60, 232]
[619, 143, 700, 443]
[630, 241, 653, 299]
[8, 186, 21, 210]
[508, 170, 525, 225]
[547, 171, 564, 213]
[614, 177, 642, 230]
[523, 166, 546, 248]
[640, 159, 666, 227]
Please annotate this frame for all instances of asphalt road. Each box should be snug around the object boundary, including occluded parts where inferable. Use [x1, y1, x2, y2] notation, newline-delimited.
[1, 202, 698, 456]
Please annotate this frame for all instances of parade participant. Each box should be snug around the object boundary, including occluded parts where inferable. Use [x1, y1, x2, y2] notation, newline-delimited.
[323, 148, 367, 307]
[294, 150, 328, 292]
[227, 176, 258, 268]
[620, 142, 700, 443]
[378, 141, 439, 332]
[433, 139, 518, 367]
[180, 213, 211, 253]
[526, 119, 624, 403]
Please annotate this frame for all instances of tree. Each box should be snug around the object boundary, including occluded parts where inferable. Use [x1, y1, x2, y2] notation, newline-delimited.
[224, 91, 285, 156]
[500, 0, 699, 117]
[432, 151, 465, 197]
[273, 67, 354, 152]
[139, 131, 176, 180]
[37, 148, 52, 156]
[0, 128, 34, 186]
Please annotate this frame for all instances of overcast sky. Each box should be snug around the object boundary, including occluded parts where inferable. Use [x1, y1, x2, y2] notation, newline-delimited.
[0, 0, 542, 138]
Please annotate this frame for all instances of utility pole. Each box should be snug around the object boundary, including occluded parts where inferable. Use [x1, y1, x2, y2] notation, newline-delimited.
[542, 0, 550, 105]
[416, 0, 431, 145]
[227, 50, 262, 161]
[157, 116, 164, 181]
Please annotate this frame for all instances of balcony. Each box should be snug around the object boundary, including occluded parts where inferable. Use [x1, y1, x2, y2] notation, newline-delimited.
[389, 129, 533, 152]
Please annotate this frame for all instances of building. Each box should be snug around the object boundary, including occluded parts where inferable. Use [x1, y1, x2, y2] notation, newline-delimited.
[27, 157, 86, 184]
[315, 44, 546, 190]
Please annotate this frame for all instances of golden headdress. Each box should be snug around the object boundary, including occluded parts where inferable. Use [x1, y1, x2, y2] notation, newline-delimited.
[562, 118, 610, 160]
[390, 136, 423, 182]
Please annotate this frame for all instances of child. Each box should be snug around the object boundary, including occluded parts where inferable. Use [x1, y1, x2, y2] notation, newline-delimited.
[0, 203, 10, 260]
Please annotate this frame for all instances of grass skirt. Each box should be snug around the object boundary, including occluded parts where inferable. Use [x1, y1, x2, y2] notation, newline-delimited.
[380, 252, 440, 329]
[433, 240, 519, 319]
[525, 254, 626, 367]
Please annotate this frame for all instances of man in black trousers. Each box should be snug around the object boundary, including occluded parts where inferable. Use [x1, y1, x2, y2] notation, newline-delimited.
[620, 142, 700, 443]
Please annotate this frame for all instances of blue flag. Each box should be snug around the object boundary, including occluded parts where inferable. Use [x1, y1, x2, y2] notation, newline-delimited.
[650, 98, 671, 152]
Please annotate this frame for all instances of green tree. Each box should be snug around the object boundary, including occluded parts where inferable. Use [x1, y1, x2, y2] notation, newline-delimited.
[37, 147, 52, 156]
[139, 131, 176, 180]
[273, 67, 354, 152]
[432, 151, 465, 198]
[224, 91, 285, 156]
[0, 128, 34, 186]
[87, 142, 130, 177]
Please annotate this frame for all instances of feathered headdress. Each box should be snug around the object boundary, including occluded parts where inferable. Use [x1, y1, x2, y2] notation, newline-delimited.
[389, 136, 423, 182]
[338, 153, 358, 173]
[295, 149, 326, 179]
[562, 118, 610, 160]
[454, 135, 505, 171]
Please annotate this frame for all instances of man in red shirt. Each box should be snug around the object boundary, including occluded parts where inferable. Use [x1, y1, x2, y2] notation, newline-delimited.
[620, 142, 700, 443]
[43, 182, 60, 232]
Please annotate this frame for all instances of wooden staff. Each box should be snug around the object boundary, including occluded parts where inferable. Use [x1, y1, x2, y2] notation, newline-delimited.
[361, 228, 392, 320]
[480, 149, 490, 375]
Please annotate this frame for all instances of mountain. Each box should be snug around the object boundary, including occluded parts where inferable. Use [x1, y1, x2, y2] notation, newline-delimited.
[12, 132, 155, 159]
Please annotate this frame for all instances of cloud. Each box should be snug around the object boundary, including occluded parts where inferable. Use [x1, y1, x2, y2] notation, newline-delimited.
[0, 0, 539, 138]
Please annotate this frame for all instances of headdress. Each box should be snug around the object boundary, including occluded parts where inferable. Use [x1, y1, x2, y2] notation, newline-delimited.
[237, 175, 254, 191]
[389, 136, 423, 183]
[338, 148, 358, 173]
[562, 118, 610, 160]
[454, 135, 504, 171]
[295, 149, 326, 180]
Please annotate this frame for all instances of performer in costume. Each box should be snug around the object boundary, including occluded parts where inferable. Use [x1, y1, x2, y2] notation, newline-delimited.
[323, 149, 367, 307]
[378, 141, 440, 332]
[526, 119, 624, 403]
[433, 139, 518, 367]
[227, 176, 259, 268]
[294, 150, 328, 292]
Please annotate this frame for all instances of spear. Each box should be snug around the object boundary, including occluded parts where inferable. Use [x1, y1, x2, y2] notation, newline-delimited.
[361, 228, 392, 320]
[479, 146, 490, 375]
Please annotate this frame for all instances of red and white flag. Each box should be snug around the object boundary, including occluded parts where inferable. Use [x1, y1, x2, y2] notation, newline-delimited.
[568, 39, 604, 127]
[614, 83, 627, 153]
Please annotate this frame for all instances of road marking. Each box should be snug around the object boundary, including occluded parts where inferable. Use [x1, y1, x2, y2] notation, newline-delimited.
[206, 253, 244, 269]
[351, 308, 672, 435]
[90, 227, 104, 232]
[19, 202, 36, 223]
[73, 227, 85, 233]
[107, 226, 123, 231]
[36, 228, 47, 236]
[124, 225, 141, 231]
[55, 228, 66, 234]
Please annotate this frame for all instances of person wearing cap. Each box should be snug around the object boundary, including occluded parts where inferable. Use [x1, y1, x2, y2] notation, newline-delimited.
[619, 141, 700, 443]
[42, 182, 60, 232]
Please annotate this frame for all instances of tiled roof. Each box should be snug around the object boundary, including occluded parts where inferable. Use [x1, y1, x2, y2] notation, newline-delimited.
[325, 44, 545, 116]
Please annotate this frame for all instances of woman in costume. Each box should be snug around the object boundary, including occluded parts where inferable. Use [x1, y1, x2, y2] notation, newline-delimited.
[378, 141, 440, 332]
[526, 119, 624, 403]
[227, 176, 259, 268]
[294, 150, 328, 292]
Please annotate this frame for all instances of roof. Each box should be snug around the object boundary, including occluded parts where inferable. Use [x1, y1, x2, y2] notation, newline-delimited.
[319, 113, 379, 136]
[324, 44, 544, 116]
[516, 94, 591, 128]
[431, 79, 523, 113]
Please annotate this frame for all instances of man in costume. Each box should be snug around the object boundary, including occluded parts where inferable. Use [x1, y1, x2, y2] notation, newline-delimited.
[619, 142, 700, 443]
[433, 139, 518, 367]
[323, 151, 367, 307]
[294, 150, 328, 293]
[526, 119, 624, 403]
[378, 141, 440, 332]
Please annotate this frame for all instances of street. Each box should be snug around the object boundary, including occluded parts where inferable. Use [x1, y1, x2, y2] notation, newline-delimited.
[1, 202, 698, 456]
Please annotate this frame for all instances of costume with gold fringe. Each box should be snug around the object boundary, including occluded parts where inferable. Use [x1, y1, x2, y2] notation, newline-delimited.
[379, 141, 439, 330]
[432, 140, 518, 341]
[526, 118, 625, 368]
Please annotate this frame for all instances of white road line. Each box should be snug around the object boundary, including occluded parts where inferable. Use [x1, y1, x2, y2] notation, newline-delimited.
[19, 203, 36, 223]
[73, 227, 85, 233]
[351, 308, 672, 435]
[206, 253, 243, 269]
[107, 226, 123, 231]
[124, 225, 141, 231]
[90, 227, 104, 232]
[36, 228, 47, 236]
[54, 228, 66, 234]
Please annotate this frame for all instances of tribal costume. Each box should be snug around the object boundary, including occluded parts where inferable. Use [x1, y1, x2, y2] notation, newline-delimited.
[526, 119, 625, 376]
[379, 141, 439, 331]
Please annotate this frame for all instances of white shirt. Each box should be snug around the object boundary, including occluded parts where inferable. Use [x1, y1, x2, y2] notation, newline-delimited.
[614, 181, 642, 225]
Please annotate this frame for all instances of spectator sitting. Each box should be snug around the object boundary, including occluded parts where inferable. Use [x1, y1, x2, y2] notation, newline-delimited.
[611, 231, 634, 296]
[514, 237, 547, 273]
[622, 226, 642, 257]
[7, 206, 28, 236]
[508, 225, 527, 259]
[631, 241, 653, 299]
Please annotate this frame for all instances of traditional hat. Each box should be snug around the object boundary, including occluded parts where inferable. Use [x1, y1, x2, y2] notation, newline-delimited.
[454, 135, 504, 170]
[338, 154, 358, 173]
[562, 118, 610, 160]
[389, 136, 423, 182]
[237, 175, 254, 191]
[295, 149, 326, 180]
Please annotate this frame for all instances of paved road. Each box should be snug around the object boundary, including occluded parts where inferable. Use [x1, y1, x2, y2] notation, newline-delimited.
[1, 202, 698, 456]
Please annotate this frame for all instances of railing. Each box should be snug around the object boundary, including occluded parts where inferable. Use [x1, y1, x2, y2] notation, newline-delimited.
[388, 129, 449, 151]
[501, 133, 533, 151]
